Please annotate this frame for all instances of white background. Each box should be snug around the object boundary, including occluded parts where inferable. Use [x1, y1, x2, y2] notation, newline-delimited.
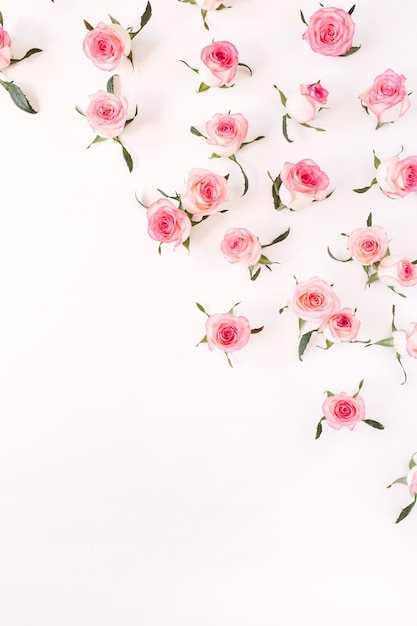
[1, 0, 417, 624]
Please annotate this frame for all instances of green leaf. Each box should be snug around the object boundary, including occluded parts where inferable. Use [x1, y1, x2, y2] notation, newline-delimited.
[106, 74, 117, 94]
[0, 79, 37, 113]
[249, 266, 261, 281]
[108, 14, 121, 25]
[9, 48, 43, 65]
[315, 417, 325, 440]
[196, 302, 209, 316]
[75, 105, 85, 116]
[366, 272, 379, 285]
[298, 330, 315, 361]
[299, 9, 308, 26]
[182, 237, 190, 253]
[190, 125, 206, 138]
[113, 137, 133, 172]
[368, 337, 394, 348]
[278, 306, 287, 315]
[340, 45, 361, 57]
[87, 135, 107, 149]
[197, 82, 210, 93]
[240, 135, 265, 148]
[353, 379, 364, 398]
[178, 59, 199, 74]
[395, 497, 417, 524]
[196, 335, 207, 346]
[348, 4, 356, 14]
[282, 114, 293, 143]
[299, 122, 325, 132]
[225, 352, 233, 368]
[366, 212, 373, 227]
[228, 302, 241, 314]
[410, 455, 417, 470]
[201, 8, 209, 30]
[238, 62, 252, 76]
[229, 154, 249, 196]
[262, 228, 290, 249]
[129, 2, 153, 39]
[250, 326, 264, 334]
[273, 84, 287, 107]
[387, 476, 407, 488]
[268, 172, 285, 210]
[325, 391, 335, 397]
[396, 352, 408, 385]
[83, 19, 94, 31]
[125, 105, 138, 127]
[0, 11, 3, 26]
[327, 246, 352, 262]
[363, 419, 384, 430]
[373, 151, 381, 170]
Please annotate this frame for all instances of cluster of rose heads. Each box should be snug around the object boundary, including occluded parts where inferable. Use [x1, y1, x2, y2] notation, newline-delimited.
[0, 11, 42, 113]
[354, 150, 417, 198]
[358, 69, 411, 129]
[328, 213, 417, 296]
[180, 40, 251, 93]
[315, 379, 384, 439]
[196, 302, 263, 368]
[275, 82, 328, 142]
[270, 158, 332, 211]
[143, 168, 229, 252]
[221, 226, 290, 281]
[191, 112, 264, 195]
[301, 5, 360, 57]
[178, 0, 231, 31]
[282, 277, 365, 360]
[388, 453, 417, 523]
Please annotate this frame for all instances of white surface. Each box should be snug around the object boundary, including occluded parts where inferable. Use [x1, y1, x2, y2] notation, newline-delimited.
[1, 0, 417, 624]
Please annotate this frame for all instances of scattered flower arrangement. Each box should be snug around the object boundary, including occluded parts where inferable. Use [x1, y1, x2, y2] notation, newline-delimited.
[269, 158, 332, 211]
[358, 68, 411, 129]
[196, 301, 263, 367]
[315, 379, 384, 438]
[300, 5, 360, 57]
[274, 82, 328, 143]
[353, 149, 417, 198]
[178, 0, 231, 31]
[387, 453, 417, 523]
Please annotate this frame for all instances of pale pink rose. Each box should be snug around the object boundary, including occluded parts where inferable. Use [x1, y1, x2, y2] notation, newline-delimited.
[205, 112, 248, 157]
[83, 22, 131, 71]
[393, 324, 417, 358]
[378, 255, 417, 287]
[319, 308, 361, 342]
[206, 312, 251, 353]
[279, 159, 330, 210]
[322, 392, 365, 431]
[285, 82, 329, 124]
[407, 466, 417, 498]
[146, 199, 192, 249]
[195, 0, 223, 9]
[85, 90, 129, 138]
[359, 69, 411, 123]
[181, 168, 228, 216]
[199, 41, 239, 87]
[347, 225, 389, 265]
[302, 7, 355, 57]
[0, 26, 11, 70]
[376, 156, 417, 198]
[221, 228, 262, 266]
[288, 277, 341, 322]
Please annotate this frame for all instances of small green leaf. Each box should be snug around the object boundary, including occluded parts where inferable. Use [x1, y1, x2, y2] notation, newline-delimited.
[238, 62, 252, 76]
[373, 151, 381, 170]
[113, 137, 133, 172]
[340, 45, 361, 57]
[410, 455, 417, 470]
[83, 19, 94, 30]
[366, 212, 373, 227]
[87, 135, 107, 149]
[9, 48, 43, 65]
[0, 11, 3, 26]
[75, 105, 85, 116]
[240, 135, 265, 148]
[363, 419, 384, 430]
[387, 476, 407, 488]
[396, 352, 408, 385]
[108, 14, 121, 25]
[353, 379, 364, 398]
[273, 85, 287, 107]
[299, 9, 308, 26]
[315, 417, 325, 440]
[366, 272, 379, 285]
[201, 8, 209, 30]
[196, 335, 207, 346]
[0, 79, 37, 113]
[106, 74, 117, 94]
[395, 497, 417, 524]
[278, 306, 287, 315]
[178, 59, 199, 74]
[190, 125, 206, 138]
[196, 302, 209, 316]
[125, 105, 138, 127]
[197, 82, 210, 93]
[299, 122, 325, 132]
[225, 352, 233, 368]
[229, 154, 249, 196]
[262, 228, 290, 248]
[140, 1, 152, 31]
[348, 4, 356, 14]
[298, 330, 315, 361]
[268, 172, 285, 210]
[250, 326, 264, 334]
[249, 266, 261, 281]
[327, 246, 352, 262]
[282, 114, 293, 143]
[228, 302, 241, 314]
[368, 337, 394, 348]
[182, 237, 190, 253]
[325, 391, 335, 397]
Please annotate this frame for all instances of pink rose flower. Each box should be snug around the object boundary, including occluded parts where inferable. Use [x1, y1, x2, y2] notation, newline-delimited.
[285, 82, 329, 123]
[407, 466, 417, 498]
[205, 112, 248, 157]
[0, 26, 11, 70]
[359, 69, 411, 123]
[279, 159, 330, 210]
[85, 90, 129, 138]
[181, 168, 228, 216]
[347, 225, 389, 265]
[199, 41, 239, 87]
[378, 255, 417, 288]
[146, 199, 192, 249]
[221, 228, 262, 266]
[376, 155, 417, 198]
[206, 312, 251, 353]
[289, 277, 341, 322]
[322, 392, 366, 430]
[83, 22, 131, 71]
[302, 7, 355, 57]
[392, 324, 417, 359]
[196, 0, 223, 9]
[319, 308, 361, 342]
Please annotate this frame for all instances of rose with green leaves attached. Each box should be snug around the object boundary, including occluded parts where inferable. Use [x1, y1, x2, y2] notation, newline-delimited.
[301, 5, 359, 57]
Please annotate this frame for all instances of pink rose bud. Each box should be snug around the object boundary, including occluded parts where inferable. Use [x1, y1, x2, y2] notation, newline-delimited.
[285, 82, 328, 124]
[221, 228, 262, 266]
[85, 90, 129, 138]
[376, 155, 417, 198]
[359, 69, 411, 123]
[83, 22, 131, 71]
[378, 255, 417, 288]
[288, 277, 341, 323]
[205, 312, 251, 353]
[347, 225, 389, 265]
[322, 392, 366, 431]
[279, 159, 330, 210]
[181, 168, 228, 216]
[319, 308, 361, 342]
[147, 198, 192, 249]
[199, 41, 239, 87]
[302, 7, 356, 57]
[0, 26, 12, 70]
[205, 112, 249, 157]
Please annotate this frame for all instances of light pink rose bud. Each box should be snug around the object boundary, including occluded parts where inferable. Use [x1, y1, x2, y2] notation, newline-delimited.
[205, 112, 248, 157]
[393, 324, 417, 358]
[199, 41, 239, 87]
[181, 168, 228, 216]
[147, 198, 192, 250]
[302, 7, 355, 57]
[288, 277, 341, 323]
[279, 159, 330, 210]
[221, 228, 262, 266]
[407, 465, 417, 498]
[322, 392, 366, 431]
[347, 225, 389, 265]
[359, 69, 411, 123]
[285, 82, 328, 124]
[376, 156, 417, 198]
[83, 22, 131, 71]
[319, 308, 361, 342]
[206, 312, 251, 353]
[378, 255, 417, 288]
[0, 26, 12, 70]
[195, 0, 223, 9]
[85, 90, 129, 138]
